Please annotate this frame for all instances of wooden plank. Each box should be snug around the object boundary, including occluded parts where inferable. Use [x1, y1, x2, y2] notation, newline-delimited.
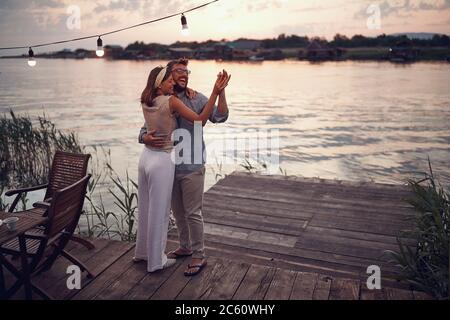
[171, 233, 366, 281]
[308, 214, 409, 237]
[214, 179, 412, 208]
[290, 272, 318, 300]
[264, 268, 296, 300]
[7, 240, 97, 300]
[205, 198, 413, 234]
[385, 287, 414, 300]
[207, 187, 414, 218]
[151, 262, 192, 300]
[312, 275, 332, 300]
[233, 264, 276, 300]
[174, 257, 222, 300]
[34, 238, 109, 294]
[175, 257, 249, 300]
[295, 231, 399, 261]
[222, 172, 412, 195]
[413, 290, 433, 300]
[210, 181, 414, 210]
[203, 207, 307, 237]
[71, 245, 135, 300]
[360, 287, 387, 300]
[94, 259, 149, 300]
[203, 223, 298, 248]
[329, 278, 360, 300]
[204, 194, 314, 220]
[203, 233, 395, 274]
[125, 260, 185, 300]
[48, 240, 133, 300]
[203, 260, 250, 300]
[305, 226, 416, 246]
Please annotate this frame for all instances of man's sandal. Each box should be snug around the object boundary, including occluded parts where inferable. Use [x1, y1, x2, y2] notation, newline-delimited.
[184, 261, 207, 277]
[167, 249, 193, 259]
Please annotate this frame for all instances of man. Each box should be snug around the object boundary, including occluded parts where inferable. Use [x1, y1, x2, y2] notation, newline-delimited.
[138, 58, 229, 276]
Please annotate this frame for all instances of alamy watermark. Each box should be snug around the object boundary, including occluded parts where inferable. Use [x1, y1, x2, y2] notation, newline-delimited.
[66, 5, 81, 30]
[66, 265, 81, 290]
[167, 122, 280, 174]
[366, 265, 381, 290]
[366, 3, 381, 30]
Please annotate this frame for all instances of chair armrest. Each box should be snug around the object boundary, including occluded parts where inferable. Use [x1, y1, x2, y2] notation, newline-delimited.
[33, 201, 51, 209]
[5, 184, 48, 196]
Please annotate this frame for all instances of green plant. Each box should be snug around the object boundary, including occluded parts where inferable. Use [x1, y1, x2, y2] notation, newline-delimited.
[79, 146, 138, 241]
[210, 156, 225, 182]
[0, 186, 9, 212]
[106, 163, 138, 242]
[0, 110, 82, 189]
[386, 159, 449, 299]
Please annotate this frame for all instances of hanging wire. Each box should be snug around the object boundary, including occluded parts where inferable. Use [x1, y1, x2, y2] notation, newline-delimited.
[0, 0, 219, 51]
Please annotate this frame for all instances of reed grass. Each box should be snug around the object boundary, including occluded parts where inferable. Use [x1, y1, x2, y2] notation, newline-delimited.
[0, 112, 138, 241]
[386, 158, 449, 299]
[0, 110, 81, 188]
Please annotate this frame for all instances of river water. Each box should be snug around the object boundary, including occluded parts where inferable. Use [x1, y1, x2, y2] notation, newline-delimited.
[1, 58, 449, 190]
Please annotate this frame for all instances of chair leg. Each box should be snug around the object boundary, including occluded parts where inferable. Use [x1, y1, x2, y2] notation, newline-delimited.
[69, 235, 96, 250]
[60, 250, 95, 278]
[0, 264, 5, 299]
[31, 282, 53, 300]
[8, 194, 21, 213]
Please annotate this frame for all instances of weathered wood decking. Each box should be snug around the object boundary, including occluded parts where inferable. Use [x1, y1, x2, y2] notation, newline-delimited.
[4, 171, 432, 300]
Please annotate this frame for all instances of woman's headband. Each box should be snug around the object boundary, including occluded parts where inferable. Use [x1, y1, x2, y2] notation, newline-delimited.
[154, 66, 168, 89]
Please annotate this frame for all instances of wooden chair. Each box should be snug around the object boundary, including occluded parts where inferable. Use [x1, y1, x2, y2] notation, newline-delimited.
[5, 151, 94, 250]
[0, 175, 92, 299]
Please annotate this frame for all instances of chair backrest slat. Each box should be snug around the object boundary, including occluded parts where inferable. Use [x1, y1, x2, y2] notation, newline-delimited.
[44, 151, 90, 201]
[46, 174, 91, 237]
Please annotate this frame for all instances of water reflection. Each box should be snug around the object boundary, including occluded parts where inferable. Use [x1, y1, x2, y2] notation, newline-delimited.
[0, 58, 449, 190]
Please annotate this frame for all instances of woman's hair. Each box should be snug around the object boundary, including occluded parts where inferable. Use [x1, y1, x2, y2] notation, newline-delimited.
[140, 66, 171, 107]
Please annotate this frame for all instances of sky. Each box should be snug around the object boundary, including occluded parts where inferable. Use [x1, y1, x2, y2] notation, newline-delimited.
[0, 0, 449, 54]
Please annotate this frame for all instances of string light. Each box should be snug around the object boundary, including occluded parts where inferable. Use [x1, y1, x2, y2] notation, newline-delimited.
[27, 47, 36, 67]
[96, 37, 104, 57]
[181, 14, 190, 37]
[0, 0, 219, 54]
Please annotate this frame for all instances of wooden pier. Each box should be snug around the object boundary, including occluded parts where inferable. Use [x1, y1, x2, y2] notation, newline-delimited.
[4, 172, 432, 300]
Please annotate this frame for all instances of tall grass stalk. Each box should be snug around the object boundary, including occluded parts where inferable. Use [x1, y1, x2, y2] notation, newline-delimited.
[0, 110, 81, 188]
[386, 159, 449, 299]
[1, 112, 138, 241]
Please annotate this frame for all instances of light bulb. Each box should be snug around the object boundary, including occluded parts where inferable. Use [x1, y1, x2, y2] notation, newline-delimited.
[96, 36, 104, 57]
[28, 47, 36, 67]
[181, 14, 189, 36]
[28, 58, 36, 67]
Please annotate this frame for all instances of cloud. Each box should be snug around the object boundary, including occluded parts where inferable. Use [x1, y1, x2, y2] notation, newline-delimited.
[97, 14, 121, 28]
[94, 0, 141, 14]
[355, 0, 450, 19]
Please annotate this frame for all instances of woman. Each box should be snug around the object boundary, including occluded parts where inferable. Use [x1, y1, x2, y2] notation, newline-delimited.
[134, 65, 230, 272]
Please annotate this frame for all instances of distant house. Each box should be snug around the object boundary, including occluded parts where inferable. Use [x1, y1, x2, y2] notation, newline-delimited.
[53, 49, 76, 59]
[389, 40, 420, 62]
[74, 48, 91, 59]
[250, 49, 285, 60]
[214, 43, 233, 60]
[104, 45, 124, 59]
[228, 40, 262, 51]
[300, 41, 344, 61]
[168, 47, 194, 59]
[194, 47, 216, 60]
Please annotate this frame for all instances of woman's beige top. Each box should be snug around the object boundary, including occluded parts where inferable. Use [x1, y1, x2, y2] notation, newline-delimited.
[142, 95, 177, 152]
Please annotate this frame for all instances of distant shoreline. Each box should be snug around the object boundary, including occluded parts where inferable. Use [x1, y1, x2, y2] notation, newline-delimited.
[0, 47, 450, 63]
